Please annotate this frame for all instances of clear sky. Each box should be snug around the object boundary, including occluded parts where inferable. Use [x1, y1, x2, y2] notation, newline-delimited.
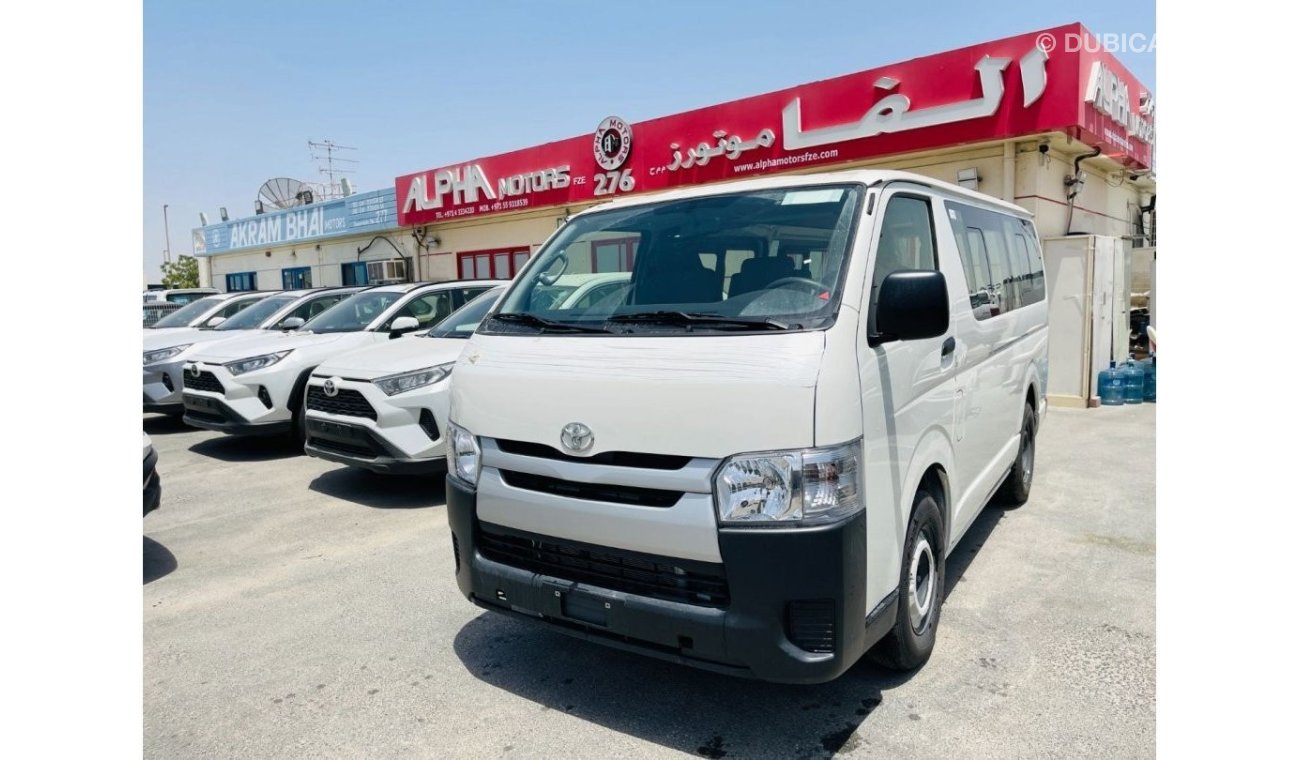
[143, 0, 1155, 281]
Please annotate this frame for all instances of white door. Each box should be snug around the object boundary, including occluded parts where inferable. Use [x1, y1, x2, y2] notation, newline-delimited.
[1090, 238, 1115, 398]
[1044, 236, 1093, 405]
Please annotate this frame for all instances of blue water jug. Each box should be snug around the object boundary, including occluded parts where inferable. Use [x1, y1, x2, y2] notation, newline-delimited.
[1122, 359, 1145, 404]
[1140, 357, 1156, 402]
[1098, 361, 1125, 406]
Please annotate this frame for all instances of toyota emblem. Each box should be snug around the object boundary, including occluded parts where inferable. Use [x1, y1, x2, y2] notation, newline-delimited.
[323, 379, 338, 397]
[189, 364, 201, 378]
[560, 422, 594, 454]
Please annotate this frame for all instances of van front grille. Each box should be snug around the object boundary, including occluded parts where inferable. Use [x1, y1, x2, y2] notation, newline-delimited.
[495, 438, 692, 470]
[499, 469, 682, 508]
[477, 522, 729, 607]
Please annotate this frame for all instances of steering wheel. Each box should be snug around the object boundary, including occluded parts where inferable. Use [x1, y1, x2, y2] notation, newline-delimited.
[764, 276, 828, 294]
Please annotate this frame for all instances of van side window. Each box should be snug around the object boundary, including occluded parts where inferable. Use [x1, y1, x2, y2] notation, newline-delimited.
[872, 196, 937, 293]
[945, 201, 1041, 319]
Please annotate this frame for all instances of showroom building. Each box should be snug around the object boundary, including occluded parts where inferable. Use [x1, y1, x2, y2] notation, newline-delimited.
[193, 22, 1153, 290]
[392, 21, 1154, 283]
[191, 187, 410, 290]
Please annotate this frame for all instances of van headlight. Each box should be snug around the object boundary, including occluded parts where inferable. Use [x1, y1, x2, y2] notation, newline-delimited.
[224, 350, 292, 376]
[447, 421, 481, 487]
[713, 441, 861, 526]
[143, 344, 191, 364]
[373, 363, 453, 396]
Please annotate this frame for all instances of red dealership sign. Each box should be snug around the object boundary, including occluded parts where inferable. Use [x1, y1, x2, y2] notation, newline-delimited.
[395, 23, 1152, 227]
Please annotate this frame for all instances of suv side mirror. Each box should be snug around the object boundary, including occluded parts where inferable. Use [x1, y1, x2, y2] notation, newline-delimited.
[873, 270, 949, 345]
[280, 317, 305, 330]
[389, 315, 420, 338]
[204, 316, 226, 328]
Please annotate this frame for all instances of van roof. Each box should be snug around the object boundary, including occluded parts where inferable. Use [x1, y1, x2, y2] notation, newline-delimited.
[576, 169, 1032, 220]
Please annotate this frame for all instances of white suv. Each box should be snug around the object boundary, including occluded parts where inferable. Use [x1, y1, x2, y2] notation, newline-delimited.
[143, 287, 362, 415]
[145, 292, 272, 333]
[303, 286, 505, 474]
[180, 280, 498, 439]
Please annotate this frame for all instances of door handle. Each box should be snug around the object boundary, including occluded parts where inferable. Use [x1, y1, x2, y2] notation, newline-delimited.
[941, 337, 956, 357]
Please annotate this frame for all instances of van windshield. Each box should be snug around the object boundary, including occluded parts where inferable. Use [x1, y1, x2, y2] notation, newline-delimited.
[486, 184, 863, 335]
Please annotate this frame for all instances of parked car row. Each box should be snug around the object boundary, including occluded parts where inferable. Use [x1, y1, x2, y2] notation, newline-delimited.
[145, 170, 1050, 685]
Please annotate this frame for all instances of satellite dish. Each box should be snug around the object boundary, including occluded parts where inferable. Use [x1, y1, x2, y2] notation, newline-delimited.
[257, 178, 315, 210]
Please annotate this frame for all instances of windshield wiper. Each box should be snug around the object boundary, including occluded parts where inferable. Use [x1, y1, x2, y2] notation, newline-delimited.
[606, 311, 791, 330]
[491, 312, 611, 334]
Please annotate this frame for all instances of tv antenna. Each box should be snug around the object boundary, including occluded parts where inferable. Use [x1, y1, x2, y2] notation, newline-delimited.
[308, 139, 358, 199]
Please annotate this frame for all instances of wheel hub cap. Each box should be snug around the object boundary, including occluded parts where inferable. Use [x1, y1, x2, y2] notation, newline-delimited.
[908, 536, 936, 633]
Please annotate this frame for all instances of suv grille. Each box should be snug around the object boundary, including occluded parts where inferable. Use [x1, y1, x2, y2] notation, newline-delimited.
[183, 370, 224, 394]
[478, 522, 729, 607]
[305, 386, 377, 420]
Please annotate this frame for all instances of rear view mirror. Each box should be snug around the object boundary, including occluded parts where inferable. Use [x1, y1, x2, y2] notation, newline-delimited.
[873, 270, 949, 345]
[389, 316, 420, 338]
[537, 253, 569, 286]
[204, 316, 226, 328]
[280, 317, 305, 330]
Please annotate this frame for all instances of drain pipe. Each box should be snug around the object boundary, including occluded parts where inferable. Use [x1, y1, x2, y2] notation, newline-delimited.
[1064, 147, 1102, 234]
[1140, 193, 1156, 245]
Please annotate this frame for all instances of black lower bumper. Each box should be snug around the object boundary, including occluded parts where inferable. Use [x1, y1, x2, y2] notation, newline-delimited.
[143, 449, 161, 516]
[182, 394, 290, 437]
[445, 477, 892, 684]
[143, 397, 183, 416]
[303, 418, 445, 475]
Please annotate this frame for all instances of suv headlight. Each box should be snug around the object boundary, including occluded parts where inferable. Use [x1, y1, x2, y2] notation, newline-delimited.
[713, 441, 861, 526]
[447, 421, 481, 487]
[143, 344, 192, 364]
[373, 363, 453, 396]
[224, 350, 292, 376]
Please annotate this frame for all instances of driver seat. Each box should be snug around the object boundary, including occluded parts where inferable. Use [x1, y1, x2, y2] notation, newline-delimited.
[729, 255, 795, 297]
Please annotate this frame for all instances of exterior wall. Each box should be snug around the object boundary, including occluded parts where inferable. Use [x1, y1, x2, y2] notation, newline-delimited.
[205, 231, 420, 291]
[416, 207, 589, 281]
[406, 137, 1152, 269]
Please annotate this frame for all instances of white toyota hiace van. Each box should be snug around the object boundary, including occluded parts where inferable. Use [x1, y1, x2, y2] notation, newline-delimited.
[445, 170, 1048, 683]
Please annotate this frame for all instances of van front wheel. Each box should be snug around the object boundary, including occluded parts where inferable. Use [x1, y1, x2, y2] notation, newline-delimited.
[876, 492, 945, 671]
[996, 402, 1036, 507]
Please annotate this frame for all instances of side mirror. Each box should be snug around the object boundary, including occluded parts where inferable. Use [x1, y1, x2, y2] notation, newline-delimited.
[280, 317, 305, 330]
[204, 316, 226, 327]
[389, 315, 420, 338]
[873, 270, 949, 345]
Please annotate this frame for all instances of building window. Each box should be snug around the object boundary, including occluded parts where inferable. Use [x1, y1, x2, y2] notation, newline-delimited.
[226, 272, 257, 292]
[282, 266, 312, 290]
[590, 236, 638, 272]
[341, 261, 369, 286]
[457, 248, 531, 280]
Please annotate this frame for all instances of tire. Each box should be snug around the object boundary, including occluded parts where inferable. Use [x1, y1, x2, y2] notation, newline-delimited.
[996, 402, 1036, 507]
[876, 491, 945, 671]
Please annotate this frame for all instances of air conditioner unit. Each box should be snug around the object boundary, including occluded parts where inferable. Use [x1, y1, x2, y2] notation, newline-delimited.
[366, 259, 407, 284]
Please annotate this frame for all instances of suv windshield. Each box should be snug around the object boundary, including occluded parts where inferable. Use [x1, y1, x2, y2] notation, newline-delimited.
[150, 296, 221, 329]
[487, 184, 863, 335]
[427, 287, 505, 339]
[214, 294, 296, 331]
[301, 291, 403, 334]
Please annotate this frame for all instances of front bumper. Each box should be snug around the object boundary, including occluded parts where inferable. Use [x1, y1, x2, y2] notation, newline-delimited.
[182, 392, 291, 436]
[445, 477, 887, 684]
[143, 361, 184, 414]
[180, 361, 294, 436]
[302, 376, 449, 474]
